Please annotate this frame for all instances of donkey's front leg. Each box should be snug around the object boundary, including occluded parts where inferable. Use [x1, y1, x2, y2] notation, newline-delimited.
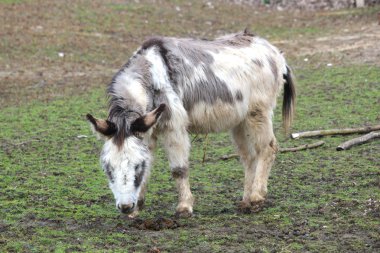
[163, 128, 194, 217]
[172, 166, 193, 217]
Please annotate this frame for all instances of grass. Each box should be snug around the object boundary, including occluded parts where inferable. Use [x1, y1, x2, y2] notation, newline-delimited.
[0, 0, 25, 4]
[1, 0, 380, 252]
[1, 64, 379, 252]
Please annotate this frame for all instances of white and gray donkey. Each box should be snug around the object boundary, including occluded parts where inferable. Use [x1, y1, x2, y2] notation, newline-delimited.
[87, 30, 295, 218]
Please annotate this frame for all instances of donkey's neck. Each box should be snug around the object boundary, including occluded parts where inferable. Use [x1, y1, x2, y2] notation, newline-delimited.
[108, 65, 153, 114]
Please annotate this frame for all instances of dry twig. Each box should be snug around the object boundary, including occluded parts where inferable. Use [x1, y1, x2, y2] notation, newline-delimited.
[280, 140, 325, 152]
[291, 125, 380, 139]
[220, 140, 325, 160]
[336, 131, 380, 151]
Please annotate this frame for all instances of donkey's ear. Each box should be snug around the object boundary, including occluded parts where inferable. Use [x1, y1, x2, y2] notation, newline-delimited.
[130, 104, 166, 133]
[86, 114, 117, 137]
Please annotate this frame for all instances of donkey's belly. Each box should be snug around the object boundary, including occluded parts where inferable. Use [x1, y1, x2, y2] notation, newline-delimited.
[187, 101, 247, 133]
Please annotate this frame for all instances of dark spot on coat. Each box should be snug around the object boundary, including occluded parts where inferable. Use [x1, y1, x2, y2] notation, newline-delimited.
[250, 108, 266, 124]
[235, 90, 243, 101]
[167, 47, 234, 110]
[141, 161, 146, 172]
[177, 43, 214, 66]
[103, 162, 114, 183]
[267, 56, 278, 82]
[252, 59, 264, 68]
[250, 108, 262, 118]
[182, 77, 234, 111]
[134, 162, 146, 188]
[171, 167, 188, 179]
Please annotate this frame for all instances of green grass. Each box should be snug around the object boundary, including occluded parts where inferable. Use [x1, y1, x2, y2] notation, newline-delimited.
[1, 65, 379, 252]
[0, 0, 25, 4]
[1, 1, 380, 252]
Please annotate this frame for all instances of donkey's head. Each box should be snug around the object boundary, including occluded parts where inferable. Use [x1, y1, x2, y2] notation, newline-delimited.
[86, 104, 165, 214]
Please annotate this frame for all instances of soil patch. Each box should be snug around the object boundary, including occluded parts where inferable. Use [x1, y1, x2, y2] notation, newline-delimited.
[130, 217, 181, 231]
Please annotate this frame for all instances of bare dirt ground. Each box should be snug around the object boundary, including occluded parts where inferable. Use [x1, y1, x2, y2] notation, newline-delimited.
[1, 1, 379, 108]
[276, 21, 380, 65]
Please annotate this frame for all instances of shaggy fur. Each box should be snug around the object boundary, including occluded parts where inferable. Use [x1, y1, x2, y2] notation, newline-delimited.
[87, 30, 295, 217]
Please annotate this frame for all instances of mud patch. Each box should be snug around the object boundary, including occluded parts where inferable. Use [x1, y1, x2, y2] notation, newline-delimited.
[147, 247, 162, 253]
[0, 222, 10, 233]
[130, 217, 181, 231]
[364, 198, 380, 217]
[237, 198, 275, 214]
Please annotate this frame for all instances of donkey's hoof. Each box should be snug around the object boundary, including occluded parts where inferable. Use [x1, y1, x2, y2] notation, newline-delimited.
[175, 207, 193, 218]
[238, 200, 266, 214]
[250, 193, 266, 203]
[175, 210, 192, 218]
[249, 192, 266, 213]
[250, 200, 265, 213]
[237, 201, 252, 214]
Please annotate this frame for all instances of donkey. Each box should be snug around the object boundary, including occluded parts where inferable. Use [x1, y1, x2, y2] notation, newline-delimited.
[87, 30, 295, 218]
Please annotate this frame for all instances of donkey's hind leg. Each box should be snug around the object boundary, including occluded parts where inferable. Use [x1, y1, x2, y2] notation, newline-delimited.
[248, 108, 278, 203]
[232, 108, 278, 208]
[162, 127, 194, 217]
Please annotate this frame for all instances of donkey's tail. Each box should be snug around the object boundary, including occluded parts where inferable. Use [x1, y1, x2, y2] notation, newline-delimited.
[282, 65, 296, 133]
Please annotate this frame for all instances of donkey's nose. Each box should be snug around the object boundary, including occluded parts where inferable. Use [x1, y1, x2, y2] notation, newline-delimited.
[118, 203, 135, 214]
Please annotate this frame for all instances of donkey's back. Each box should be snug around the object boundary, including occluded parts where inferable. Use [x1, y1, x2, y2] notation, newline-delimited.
[143, 32, 292, 133]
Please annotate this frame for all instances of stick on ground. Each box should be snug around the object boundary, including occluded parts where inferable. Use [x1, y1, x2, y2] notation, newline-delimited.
[336, 131, 380, 151]
[280, 140, 325, 152]
[220, 141, 325, 160]
[291, 125, 380, 139]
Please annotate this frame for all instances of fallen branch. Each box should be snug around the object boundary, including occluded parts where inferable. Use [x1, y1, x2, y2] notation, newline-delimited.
[280, 140, 325, 152]
[1, 138, 40, 147]
[336, 131, 380, 151]
[220, 154, 239, 160]
[220, 140, 325, 160]
[291, 125, 380, 139]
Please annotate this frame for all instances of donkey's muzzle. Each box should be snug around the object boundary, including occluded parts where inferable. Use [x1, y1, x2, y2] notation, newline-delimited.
[118, 203, 135, 214]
